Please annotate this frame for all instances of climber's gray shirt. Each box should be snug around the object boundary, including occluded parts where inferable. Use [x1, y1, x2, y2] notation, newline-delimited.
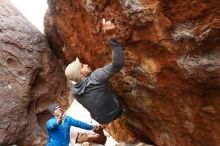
[72, 38, 125, 124]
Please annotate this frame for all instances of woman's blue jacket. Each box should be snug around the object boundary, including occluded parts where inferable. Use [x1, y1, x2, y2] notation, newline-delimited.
[46, 115, 93, 146]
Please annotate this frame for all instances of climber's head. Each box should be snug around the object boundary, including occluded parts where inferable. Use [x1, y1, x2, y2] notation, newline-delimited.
[65, 57, 92, 83]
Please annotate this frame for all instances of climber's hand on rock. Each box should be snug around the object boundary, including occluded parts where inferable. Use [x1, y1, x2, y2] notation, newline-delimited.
[102, 18, 115, 32]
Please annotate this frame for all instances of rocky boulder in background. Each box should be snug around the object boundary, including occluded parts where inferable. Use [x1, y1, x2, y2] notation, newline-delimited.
[45, 0, 220, 146]
[0, 0, 69, 145]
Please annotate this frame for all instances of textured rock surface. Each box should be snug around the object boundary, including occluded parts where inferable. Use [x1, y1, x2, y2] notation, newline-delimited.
[44, 0, 220, 146]
[0, 0, 69, 145]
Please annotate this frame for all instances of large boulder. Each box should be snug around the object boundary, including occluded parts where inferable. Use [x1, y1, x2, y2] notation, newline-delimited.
[45, 0, 220, 146]
[0, 0, 69, 145]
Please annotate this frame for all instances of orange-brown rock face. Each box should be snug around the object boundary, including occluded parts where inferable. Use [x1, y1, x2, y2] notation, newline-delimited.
[45, 0, 220, 146]
[0, 0, 69, 145]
